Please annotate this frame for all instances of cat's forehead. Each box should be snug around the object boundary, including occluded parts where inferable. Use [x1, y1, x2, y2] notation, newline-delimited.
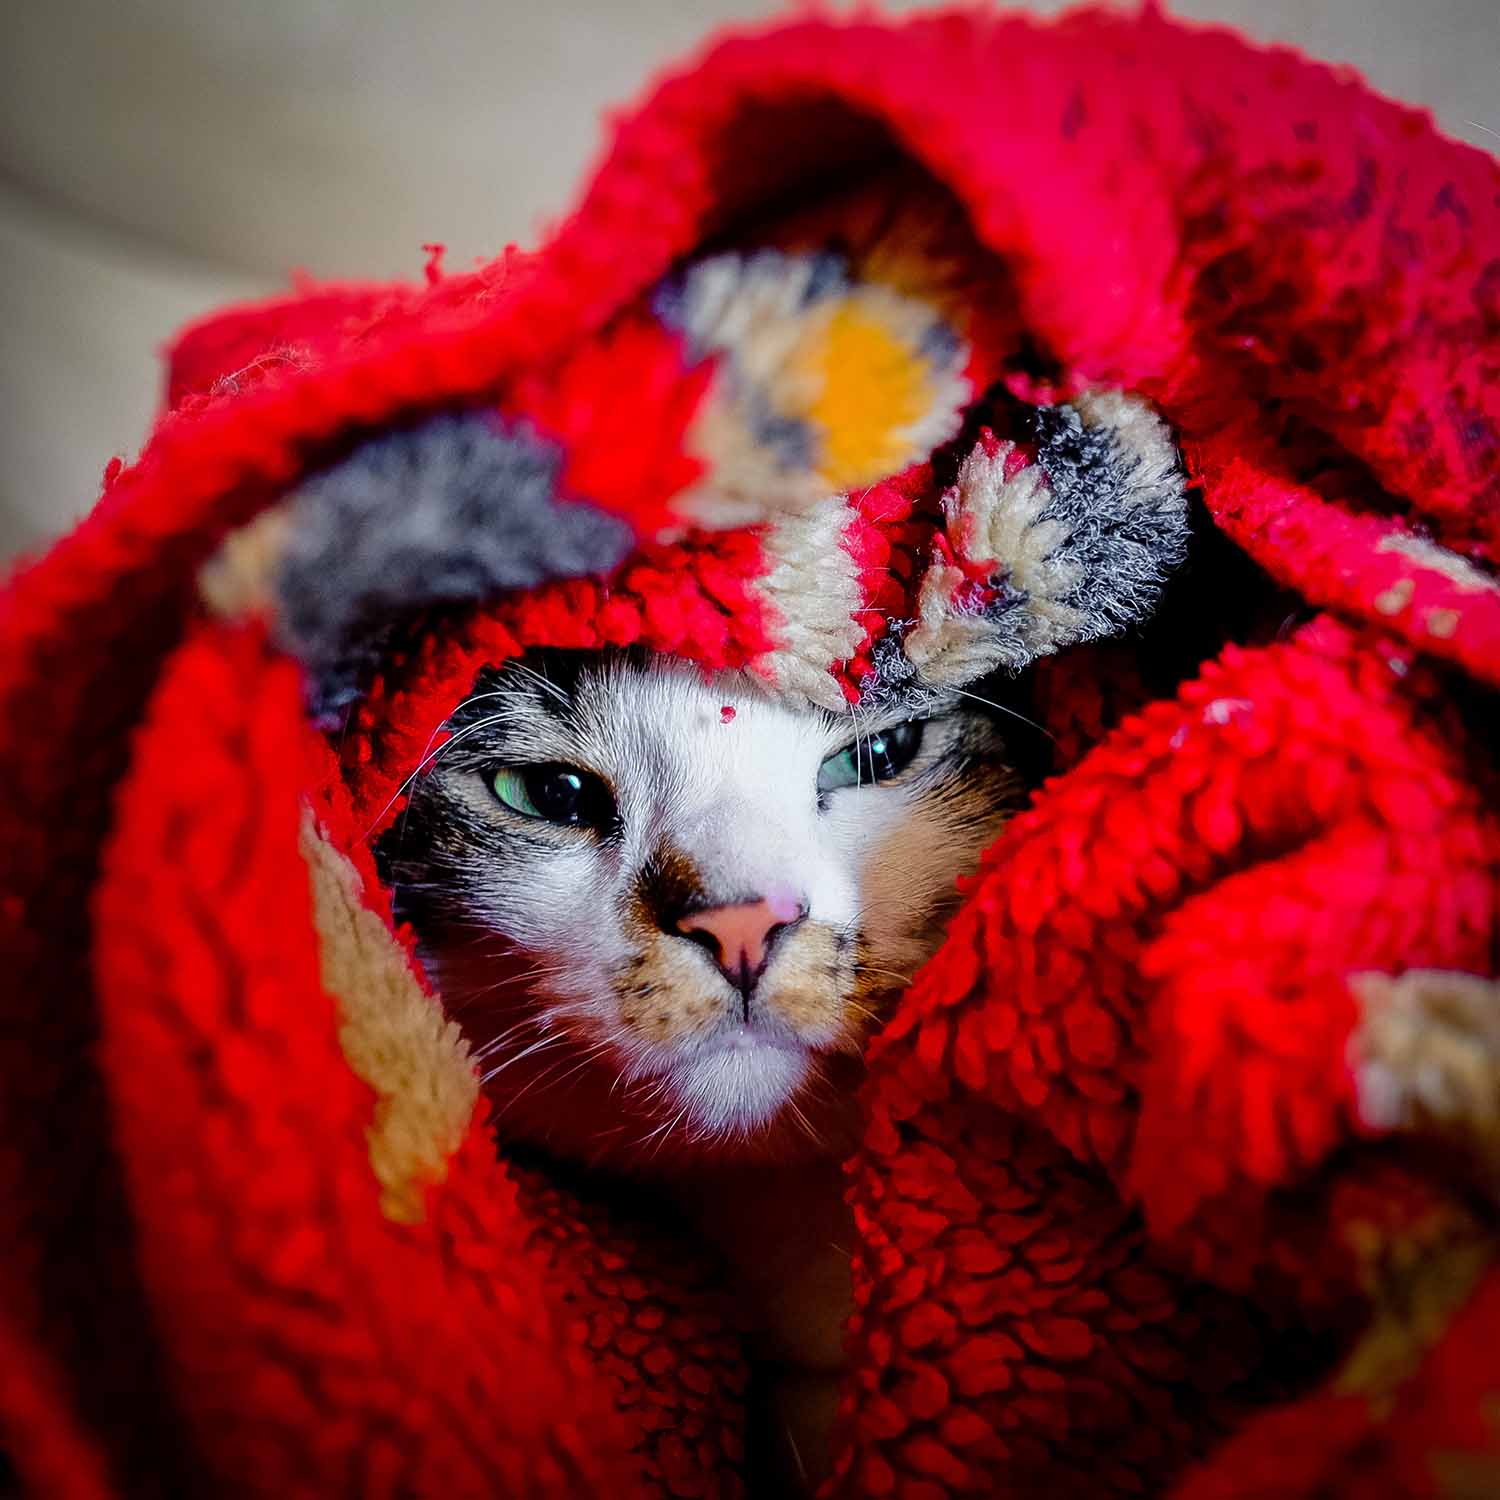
[449, 652, 949, 758]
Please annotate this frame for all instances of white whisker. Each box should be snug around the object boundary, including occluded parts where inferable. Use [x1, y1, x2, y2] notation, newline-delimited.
[948, 685, 1055, 742]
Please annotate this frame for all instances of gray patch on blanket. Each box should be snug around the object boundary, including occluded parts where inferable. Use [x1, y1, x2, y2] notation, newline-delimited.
[1027, 401, 1190, 640]
[862, 393, 1189, 711]
[274, 412, 633, 723]
[852, 625, 924, 716]
[861, 627, 970, 720]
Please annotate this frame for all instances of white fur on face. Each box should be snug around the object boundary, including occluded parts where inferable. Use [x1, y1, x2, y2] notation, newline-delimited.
[381, 654, 1019, 1162]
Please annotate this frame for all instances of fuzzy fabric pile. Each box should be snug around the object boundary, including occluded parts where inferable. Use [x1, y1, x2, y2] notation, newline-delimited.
[2, 6, 1499, 1498]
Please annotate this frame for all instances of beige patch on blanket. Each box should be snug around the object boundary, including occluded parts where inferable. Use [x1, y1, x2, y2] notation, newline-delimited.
[756, 493, 865, 711]
[1350, 968, 1500, 1178]
[300, 808, 479, 1222]
[197, 504, 293, 619]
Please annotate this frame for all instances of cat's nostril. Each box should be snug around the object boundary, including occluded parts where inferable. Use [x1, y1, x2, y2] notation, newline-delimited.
[674, 896, 808, 986]
[679, 926, 722, 963]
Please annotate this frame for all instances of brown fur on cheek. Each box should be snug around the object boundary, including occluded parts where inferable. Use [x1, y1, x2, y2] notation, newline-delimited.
[760, 921, 866, 1049]
[930, 760, 1023, 894]
[614, 914, 870, 1055]
[851, 749, 1022, 1004]
[615, 938, 730, 1045]
[847, 927, 915, 1014]
[616, 845, 729, 1047]
[634, 839, 709, 928]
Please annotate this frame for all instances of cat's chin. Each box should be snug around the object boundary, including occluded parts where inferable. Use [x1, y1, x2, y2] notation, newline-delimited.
[668, 1029, 813, 1142]
[482, 1021, 865, 1170]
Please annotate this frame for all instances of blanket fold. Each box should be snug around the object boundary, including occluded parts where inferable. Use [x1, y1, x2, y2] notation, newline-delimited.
[2, 6, 1497, 1498]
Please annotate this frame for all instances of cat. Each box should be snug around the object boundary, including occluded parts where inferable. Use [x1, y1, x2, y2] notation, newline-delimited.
[377, 647, 1022, 1164]
[375, 646, 1024, 1489]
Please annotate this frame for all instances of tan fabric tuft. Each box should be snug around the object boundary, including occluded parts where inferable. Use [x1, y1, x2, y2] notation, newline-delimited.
[197, 504, 293, 619]
[299, 808, 479, 1222]
[1350, 968, 1500, 1179]
[1070, 388, 1180, 494]
[756, 494, 866, 709]
[904, 439, 1083, 683]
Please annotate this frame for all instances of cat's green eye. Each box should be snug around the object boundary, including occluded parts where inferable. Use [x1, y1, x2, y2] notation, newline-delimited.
[817, 720, 925, 796]
[490, 764, 615, 829]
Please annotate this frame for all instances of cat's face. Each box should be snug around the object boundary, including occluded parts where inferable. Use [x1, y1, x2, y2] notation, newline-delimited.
[378, 651, 1020, 1165]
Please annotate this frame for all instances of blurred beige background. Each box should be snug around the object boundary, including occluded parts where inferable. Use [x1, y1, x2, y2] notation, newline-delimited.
[1, 0, 1496, 562]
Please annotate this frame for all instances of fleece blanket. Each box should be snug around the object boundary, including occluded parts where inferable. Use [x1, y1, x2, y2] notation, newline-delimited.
[3, 5, 1499, 1497]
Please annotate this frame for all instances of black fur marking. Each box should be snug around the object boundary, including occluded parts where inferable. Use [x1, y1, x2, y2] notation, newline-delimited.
[636, 846, 710, 933]
[375, 670, 564, 941]
[274, 413, 633, 724]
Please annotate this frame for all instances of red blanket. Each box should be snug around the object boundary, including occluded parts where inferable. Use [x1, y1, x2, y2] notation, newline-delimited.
[2, 7, 1498, 1498]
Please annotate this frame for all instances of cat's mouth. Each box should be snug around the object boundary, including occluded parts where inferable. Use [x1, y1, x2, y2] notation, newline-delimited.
[712, 1021, 807, 1053]
[618, 916, 863, 1048]
[607, 912, 878, 1144]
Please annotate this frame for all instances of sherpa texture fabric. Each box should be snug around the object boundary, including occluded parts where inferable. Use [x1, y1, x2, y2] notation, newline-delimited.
[2, 6, 1499, 1499]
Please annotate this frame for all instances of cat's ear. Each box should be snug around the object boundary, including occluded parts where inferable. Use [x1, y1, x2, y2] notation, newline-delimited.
[197, 412, 633, 725]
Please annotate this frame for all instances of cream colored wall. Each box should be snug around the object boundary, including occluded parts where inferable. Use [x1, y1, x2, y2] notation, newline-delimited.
[1, 0, 1495, 560]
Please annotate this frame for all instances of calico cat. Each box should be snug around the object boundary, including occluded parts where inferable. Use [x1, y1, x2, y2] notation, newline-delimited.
[375, 647, 1024, 1488]
[377, 648, 1021, 1162]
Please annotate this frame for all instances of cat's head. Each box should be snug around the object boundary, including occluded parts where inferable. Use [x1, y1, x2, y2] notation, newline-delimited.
[377, 649, 1021, 1166]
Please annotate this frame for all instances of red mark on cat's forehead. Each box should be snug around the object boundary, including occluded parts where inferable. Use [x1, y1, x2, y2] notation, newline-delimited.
[720, 705, 736, 723]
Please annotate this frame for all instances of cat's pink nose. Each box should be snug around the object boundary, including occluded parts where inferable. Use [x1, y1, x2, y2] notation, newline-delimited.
[676, 895, 808, 989]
